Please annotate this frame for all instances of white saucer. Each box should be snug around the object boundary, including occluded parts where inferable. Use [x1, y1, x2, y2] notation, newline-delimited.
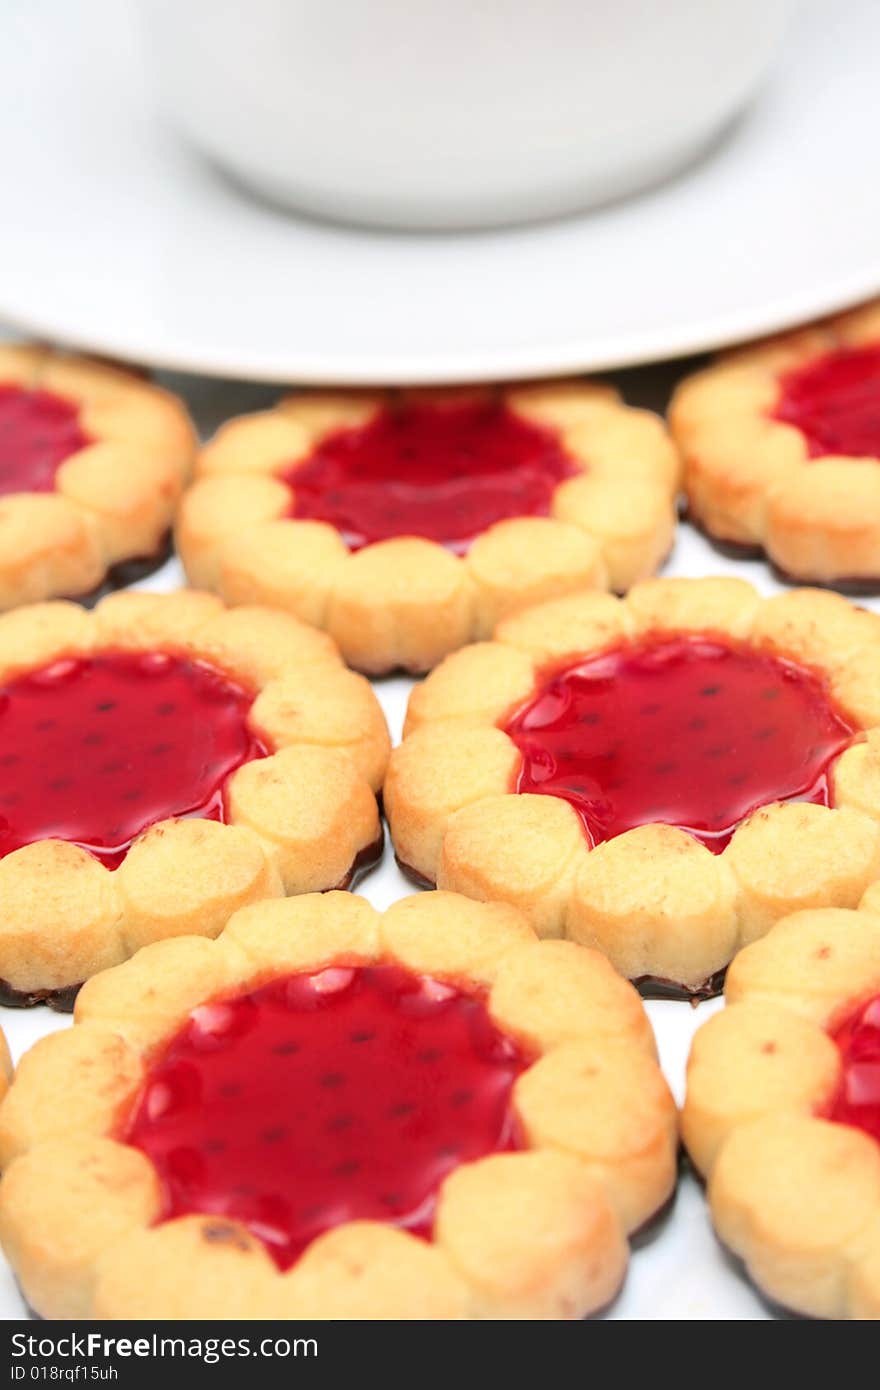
[0, 0, 878, 385]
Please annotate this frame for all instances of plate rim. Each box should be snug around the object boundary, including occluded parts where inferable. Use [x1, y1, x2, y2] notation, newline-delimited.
[4, 270, 879, 385]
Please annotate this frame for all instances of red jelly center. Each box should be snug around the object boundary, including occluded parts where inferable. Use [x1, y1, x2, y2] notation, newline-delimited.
[774, 344, 880, 458]
[0, 652, 266, 867]
[0, 385, 89, 495]
[828, 994, 880, 1146]
[126, 964, 525, 1269]
[286, 399, 578, 551]
[504, 634, 855, 852]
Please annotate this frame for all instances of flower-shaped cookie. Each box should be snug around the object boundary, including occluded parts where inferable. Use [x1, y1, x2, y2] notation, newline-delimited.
[0, 345, 195, 607]
[683, 892, 880, 1318]
[0, 891, 677, 1320]
[0, 591, 388, 1007]
[671, 299, 880, 587]
[385, 577, 880, 995]
[177, 382, 680, 674]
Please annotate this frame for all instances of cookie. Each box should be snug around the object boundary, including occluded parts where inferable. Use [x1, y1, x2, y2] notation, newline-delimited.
[683, 892, 880, 1318]
[177, 383, 680, 674]
[385, 578, 880, 994]
[0, 890, 676, 1320]
[671, 300, 880, 587]
[0, 1032, 10, 1109]
[0, 592, 388, 1005]
[0, 345, 195, 607]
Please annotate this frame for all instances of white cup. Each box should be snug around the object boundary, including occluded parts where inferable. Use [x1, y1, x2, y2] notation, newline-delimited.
[139, 0, 796, 231]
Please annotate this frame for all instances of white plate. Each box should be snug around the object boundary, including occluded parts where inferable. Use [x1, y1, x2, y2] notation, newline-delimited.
[0, 0, 878, 385]
[0, 362, 844, 1320]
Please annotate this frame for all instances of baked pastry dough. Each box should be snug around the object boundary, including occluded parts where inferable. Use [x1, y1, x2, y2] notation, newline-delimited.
[0, 591, 388, 1005]
[0, 345, 195, 607]
[177, 382, 680, 674]
[683, 892, 880, 1318]
[385, 577, 880, 993]
[0, 1032, 10, 1110]
[671, 300, 880, 587]
[0, 891, 676, 1320]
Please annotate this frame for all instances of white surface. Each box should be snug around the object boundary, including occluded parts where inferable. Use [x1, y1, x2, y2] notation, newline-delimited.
[138, 0, 792, 229]
[0, 361, 853, 1319]
[0, 0, 877, 382]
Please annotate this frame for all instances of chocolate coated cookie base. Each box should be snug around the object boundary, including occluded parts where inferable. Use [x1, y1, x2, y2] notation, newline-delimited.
[334, 828, 385, 890]
[0, 826, 383, 1011]
[0, 978, 80, 1012]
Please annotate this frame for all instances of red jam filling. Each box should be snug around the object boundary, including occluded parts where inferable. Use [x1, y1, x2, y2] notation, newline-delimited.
[286, 398, 578, 551]
[126, 964, 525, 1269]
[828, 994, 880, 1146]
[0, 385, 89, 495]
[0, 652, 266, 867]
[774, 344, 880, 459]
[504, 634, 855, 853]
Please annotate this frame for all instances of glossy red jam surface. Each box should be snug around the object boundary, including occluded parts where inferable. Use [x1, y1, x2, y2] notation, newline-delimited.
[286, 399, 578, 551]
[505, 634, 855, 852]
[828, 994, 880, 1146]
[774, 344, 880, 459]
[126, 964, 525, 1269]
[0, 652, 266, 867]
[0, 385, 89, 495]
